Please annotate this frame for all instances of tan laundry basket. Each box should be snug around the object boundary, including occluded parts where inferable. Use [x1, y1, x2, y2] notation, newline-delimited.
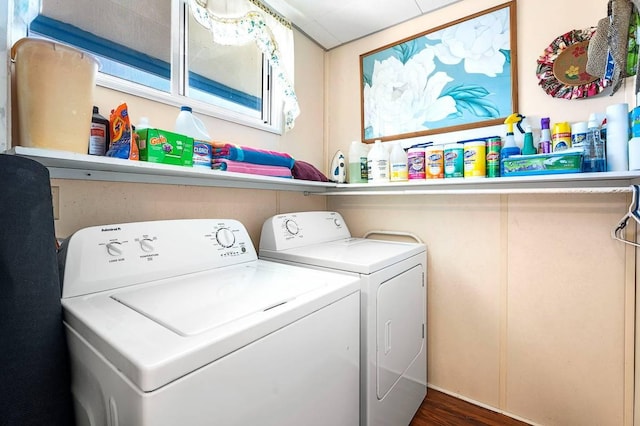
[11, 38, 99, 153]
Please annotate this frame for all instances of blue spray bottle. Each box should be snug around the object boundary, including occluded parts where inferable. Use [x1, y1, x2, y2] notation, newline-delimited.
[501, 113, 524, 174]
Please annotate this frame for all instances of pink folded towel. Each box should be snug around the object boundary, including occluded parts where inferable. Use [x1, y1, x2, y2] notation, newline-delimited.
[212, 159, 293, 178]
[211, 142, 295, 168]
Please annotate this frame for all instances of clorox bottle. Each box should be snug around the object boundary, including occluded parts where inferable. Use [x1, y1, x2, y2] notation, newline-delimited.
[175, 106, 211, 140]
[175, 105, 212, 168]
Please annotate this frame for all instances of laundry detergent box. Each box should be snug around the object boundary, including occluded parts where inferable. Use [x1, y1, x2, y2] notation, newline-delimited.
[136, 128, 194, 167]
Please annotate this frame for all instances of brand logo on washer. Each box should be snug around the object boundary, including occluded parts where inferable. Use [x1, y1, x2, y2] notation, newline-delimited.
[101, 227, 121, 232]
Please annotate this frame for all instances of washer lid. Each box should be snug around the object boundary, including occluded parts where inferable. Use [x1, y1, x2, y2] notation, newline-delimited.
[260, 238, 425, 274]
[112, 263, 324, 336]
[62, 260, 360, 392]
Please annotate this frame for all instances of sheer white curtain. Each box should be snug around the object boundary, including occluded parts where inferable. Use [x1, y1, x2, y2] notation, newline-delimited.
[188, 0, 299, 131]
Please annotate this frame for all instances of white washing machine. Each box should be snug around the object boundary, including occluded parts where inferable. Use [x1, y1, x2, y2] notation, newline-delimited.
[259, 211, 427, 426]
[58, 218, 360, 426]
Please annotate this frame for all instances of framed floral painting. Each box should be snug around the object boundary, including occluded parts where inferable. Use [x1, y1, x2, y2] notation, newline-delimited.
[360, 1, 518, 142]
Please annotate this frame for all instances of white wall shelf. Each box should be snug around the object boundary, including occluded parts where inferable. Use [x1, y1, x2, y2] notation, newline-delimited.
[6, 146, 640, 195]
[6, 147, 334, 193]
[325, 172, 640, 195]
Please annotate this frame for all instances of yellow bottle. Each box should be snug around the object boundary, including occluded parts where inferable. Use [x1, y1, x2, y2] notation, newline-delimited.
[552, 122, 571, 152]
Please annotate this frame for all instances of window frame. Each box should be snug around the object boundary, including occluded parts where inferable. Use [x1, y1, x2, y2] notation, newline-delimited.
[23, 0, 283, 135]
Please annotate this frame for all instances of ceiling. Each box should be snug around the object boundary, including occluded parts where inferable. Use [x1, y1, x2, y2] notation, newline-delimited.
[263, 0, 462, 50]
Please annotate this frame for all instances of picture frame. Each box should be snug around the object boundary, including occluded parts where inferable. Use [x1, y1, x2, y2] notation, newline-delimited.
[360, 1, 518, 143]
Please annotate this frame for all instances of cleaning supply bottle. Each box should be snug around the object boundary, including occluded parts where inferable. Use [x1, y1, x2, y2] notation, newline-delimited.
[390, 142, 408, 181]
[571, 121, 588, 151]
[583, 113, 606, 172]
[500, 113, 523, 173]
[330, 150, 346, 183]
[175, 106, 212, 169]
[552, 122, 571, 151]
[521, 124, 536, 155]
[367, 139, 390, 183]
[136, 116, 151, 131]
[538, 117, 551, 153]
[175, 106, 211, 140]
[88, 106, 109, 156]
[348, 141, 368, 183]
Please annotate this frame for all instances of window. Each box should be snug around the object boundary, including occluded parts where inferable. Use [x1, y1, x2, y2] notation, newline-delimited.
[187, 10, 264, 118]
[25, 0, 295, 133]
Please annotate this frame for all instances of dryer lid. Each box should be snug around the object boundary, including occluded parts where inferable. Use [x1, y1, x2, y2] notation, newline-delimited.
[111, 262, 325, 336]
[260, 238, 425, 274]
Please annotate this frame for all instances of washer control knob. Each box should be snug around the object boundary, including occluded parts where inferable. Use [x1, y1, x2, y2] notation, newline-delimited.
[285, 219, 299, 235]
[139, 238, 154, 252]
[106, 242, 123, 257]
[216, 228, 235, 248]
[334, 218, 342, 228]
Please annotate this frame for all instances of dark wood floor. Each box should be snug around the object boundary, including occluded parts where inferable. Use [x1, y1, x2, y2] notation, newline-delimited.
[410, 389, 530, 426]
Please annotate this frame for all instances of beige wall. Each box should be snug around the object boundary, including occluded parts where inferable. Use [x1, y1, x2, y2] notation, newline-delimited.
[326, 0, 635, 424]
[52, 29, 328, 243]
[329, 193, 631, 425]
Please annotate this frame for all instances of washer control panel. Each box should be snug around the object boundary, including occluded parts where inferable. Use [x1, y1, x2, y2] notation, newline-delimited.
[61, 219, 256, 298]
[260, 211, 351, 251]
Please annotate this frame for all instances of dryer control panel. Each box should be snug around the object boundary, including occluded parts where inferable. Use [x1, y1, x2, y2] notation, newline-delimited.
[60, 219, 257, 298]
[260, 211, 352, 251]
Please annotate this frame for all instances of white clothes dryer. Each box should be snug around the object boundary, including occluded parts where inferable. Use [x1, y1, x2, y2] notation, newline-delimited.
[58, 219, 360, 426]
[260, 211, 427, 426]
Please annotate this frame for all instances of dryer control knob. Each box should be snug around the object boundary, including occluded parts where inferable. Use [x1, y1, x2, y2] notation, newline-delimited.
[285, 219, 299, 235]
[216, 228, 235, 248]
[139, 238, 154, 252]
[105, 242, 123, 257]
[333, 218, 342, 228]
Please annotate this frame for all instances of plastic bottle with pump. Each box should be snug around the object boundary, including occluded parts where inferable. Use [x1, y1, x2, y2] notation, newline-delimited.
[538, 117, 551, 153]
[390, 142, 408, 181]
[175, 106, 211, 140]
[501, 113, 524, 173]
[367, 139, 390, 183]
[348, 141, 368, 183]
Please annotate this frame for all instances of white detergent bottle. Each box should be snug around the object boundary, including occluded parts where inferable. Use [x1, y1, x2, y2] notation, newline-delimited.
[390, 142, 408, 181]
[367, 139, 390, 183]
[135, 116, 151, 131]
[348, 141, 368, 183]
[175, 106, 211, 140]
